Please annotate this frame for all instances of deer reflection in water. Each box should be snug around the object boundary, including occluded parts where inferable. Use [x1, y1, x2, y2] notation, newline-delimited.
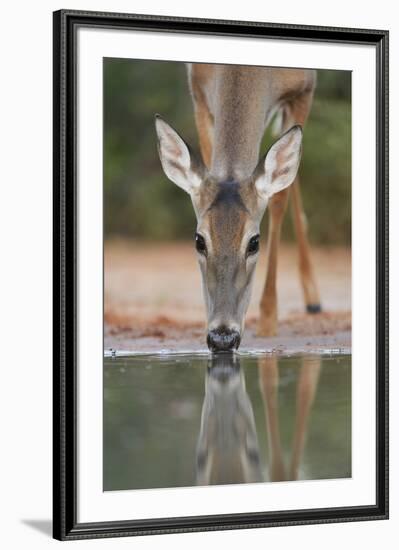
[196, 353, 321, 486]
[196, 353, 263, 485]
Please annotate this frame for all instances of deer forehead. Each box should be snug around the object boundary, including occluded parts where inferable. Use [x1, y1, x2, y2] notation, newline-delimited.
[197, 181, 259, 252]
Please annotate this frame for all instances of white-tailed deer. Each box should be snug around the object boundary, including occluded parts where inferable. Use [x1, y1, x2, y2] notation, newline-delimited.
[155, 63, 320, 352]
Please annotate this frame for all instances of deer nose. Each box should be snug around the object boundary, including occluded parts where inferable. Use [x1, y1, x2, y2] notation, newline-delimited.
[207, 327, 241, 353]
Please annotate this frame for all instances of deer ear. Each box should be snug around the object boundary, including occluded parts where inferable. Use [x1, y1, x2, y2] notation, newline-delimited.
[254, 125, 302, 200]
[155, 115, 202, 195]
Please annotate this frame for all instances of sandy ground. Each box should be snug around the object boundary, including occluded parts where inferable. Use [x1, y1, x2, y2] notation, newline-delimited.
[104, 240, 351, 354]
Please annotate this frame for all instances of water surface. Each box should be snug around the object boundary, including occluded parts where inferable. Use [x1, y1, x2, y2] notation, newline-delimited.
[104, 353, 351, 491]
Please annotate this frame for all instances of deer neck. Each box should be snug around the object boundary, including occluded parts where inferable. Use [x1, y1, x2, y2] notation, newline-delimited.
[210, 66, 274, 181]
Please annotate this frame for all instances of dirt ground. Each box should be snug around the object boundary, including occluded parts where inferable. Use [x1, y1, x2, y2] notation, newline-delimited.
[104, 240, 351, 354]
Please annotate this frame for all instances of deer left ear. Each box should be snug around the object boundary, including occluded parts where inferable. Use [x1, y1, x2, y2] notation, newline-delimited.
[254, 125, 302, 200]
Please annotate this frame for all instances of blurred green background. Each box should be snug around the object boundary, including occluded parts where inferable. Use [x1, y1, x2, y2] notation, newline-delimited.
[104, 59, 351, 245]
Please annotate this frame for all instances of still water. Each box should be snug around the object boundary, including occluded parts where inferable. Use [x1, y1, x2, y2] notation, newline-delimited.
[104, 353, 351, 491]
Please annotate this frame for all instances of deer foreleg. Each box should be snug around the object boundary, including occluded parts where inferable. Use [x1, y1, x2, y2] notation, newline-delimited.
[290, 176, 321, 312]
[258, 187, 290, 337]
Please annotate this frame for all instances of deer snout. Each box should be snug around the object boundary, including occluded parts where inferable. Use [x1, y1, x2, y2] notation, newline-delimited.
[207, 327, 241, 353]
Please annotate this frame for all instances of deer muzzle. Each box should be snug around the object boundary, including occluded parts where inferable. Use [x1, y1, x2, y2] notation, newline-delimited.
[207, 327, 241, 353]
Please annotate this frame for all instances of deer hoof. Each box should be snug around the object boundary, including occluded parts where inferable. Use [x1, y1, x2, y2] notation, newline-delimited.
[306, 303, 322, 314]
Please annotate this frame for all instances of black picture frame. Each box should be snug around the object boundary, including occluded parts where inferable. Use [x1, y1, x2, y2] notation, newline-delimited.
[53, 9, 389, 541]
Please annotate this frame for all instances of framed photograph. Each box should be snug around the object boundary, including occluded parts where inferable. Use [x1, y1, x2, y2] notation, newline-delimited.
[53, 9, 389, 541]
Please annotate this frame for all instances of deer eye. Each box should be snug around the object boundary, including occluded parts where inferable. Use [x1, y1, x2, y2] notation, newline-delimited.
[247, 234, 260, 256]
[195, 233, 207, 255]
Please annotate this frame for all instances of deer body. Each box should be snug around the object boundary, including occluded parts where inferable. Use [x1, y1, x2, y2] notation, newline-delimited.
[189, 65, 314, 179]
[155, 63, 320, 352]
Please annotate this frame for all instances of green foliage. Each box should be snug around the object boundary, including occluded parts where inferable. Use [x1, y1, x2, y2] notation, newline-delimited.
[104, 60, 351, 244]
[300, 97, 351, 244]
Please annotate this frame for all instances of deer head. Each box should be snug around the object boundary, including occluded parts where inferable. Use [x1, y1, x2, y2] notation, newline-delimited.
[155, 115, 302, 352]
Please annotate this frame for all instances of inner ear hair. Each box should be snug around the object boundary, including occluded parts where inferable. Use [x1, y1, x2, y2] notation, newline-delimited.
[266, 124, 303, 165]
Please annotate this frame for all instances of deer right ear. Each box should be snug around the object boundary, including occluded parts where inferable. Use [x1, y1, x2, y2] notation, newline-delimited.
[155, 115, 202, 195]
